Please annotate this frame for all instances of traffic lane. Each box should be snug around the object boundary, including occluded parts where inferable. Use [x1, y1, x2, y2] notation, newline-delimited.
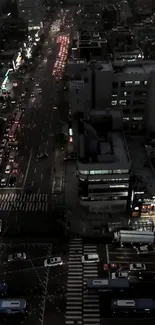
[44, 299, 65, 325]
[107, 244, 155, 271]
[48, 265, 67, 294]
[25, 155, 54, 192]
[1, 298, 43, 325]
[1, 265, 47, 296]
[101, 319, 155, 325]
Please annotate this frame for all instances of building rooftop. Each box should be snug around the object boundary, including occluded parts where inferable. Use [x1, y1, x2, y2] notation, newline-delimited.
[78, 116, 130, 170]
[127, 138, 155, 195]
[113, 60, 155, 74]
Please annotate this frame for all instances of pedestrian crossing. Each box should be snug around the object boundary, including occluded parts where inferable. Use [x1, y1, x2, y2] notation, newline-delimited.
[83, 244, 100, 325]
[0, 193, 48, 212]
[66, 238, 100, 325]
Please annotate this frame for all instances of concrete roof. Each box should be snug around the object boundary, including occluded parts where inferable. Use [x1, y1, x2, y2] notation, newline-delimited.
[127, 138, 155, 195]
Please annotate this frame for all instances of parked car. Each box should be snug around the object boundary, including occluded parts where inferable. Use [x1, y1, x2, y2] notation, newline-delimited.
[8, 253, 26, 262]
[44, 257, 62, 267]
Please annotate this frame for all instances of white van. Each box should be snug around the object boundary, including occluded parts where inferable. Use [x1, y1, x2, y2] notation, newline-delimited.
[81, 253, 99, 264]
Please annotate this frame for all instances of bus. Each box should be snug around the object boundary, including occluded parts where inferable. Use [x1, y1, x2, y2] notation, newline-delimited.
[0, 299, 27, 314]
[86, 278, 129, 293]
[8, 123, 18, 142]
[111, 298, 155, 315]
[14, 111, 22, 124]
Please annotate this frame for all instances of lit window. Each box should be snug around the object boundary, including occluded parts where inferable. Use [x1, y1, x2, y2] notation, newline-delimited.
[132, 117, 143, 121]
[123, 117, 130, 121]
[125, 81, 133, 85]
[144, 80, 148, 85]
[111, 100, 117, 106]
[135, 81, 140, 85]
[79, 170, 89, 175]
[119, 100, 126, 105]
[110, 184, 128, 188]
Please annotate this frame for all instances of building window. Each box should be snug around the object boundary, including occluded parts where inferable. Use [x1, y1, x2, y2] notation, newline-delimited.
[135, 81, 140, 85]
[112, 92, 117, 97]
[123, 117, 130, 120]
[113, 169, 129, 174]
[125, 81, 133, 85]
[119, 100, 126, 105]
[79, 170, 89, 175]
[111, 100, 117, 106]
[90, 170, 112, 175]
[132, 117, 143, 121]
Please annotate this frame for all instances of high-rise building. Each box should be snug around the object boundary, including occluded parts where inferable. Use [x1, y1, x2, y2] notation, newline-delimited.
[17, 0, 44, 31]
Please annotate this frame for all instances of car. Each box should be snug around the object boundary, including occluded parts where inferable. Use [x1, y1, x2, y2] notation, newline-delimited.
[81, 254, 99, 264]
[53, 106, 57, 110]
[103, 263, 120, 271]
[3, 132, 8, 139]
[5, 127, 10, 133]
[134, 245, 154, 255]
[129, 263, 146, 272]
[111, 271, 129, 279]
[9, 175, 16, 187]
[37, 152, 48, 159]
[31, 92, 35, 97]
[5, 165, 11, 174]
[8, 252, 26, 262]
[0, 177, 7, 187]
[0, 139, 7, 148]
[12, 167, 18, 175]
[44, 257, 62, 267]
[35, 83, 39, 87]
[38, 88, 42, 94]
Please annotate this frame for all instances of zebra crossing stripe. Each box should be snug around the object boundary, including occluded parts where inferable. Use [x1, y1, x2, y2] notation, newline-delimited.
[0, 193, 49, 212]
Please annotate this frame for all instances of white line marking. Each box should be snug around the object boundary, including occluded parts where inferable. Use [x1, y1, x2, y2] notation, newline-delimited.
[23, 150, 33, 189]
[110, 260, 155, 264]
[0, 187, 23, 190]
[106, 244, 109, 264]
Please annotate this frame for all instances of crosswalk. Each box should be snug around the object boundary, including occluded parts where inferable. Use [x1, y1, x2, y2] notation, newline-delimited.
[66, 238, 100, 325]
[0, 193, 48, 212]
[83, 244, 100, 325]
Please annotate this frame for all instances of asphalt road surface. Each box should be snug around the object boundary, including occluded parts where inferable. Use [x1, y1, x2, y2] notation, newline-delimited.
[0, 16, 69, 236]
[0, 236, 154, 325]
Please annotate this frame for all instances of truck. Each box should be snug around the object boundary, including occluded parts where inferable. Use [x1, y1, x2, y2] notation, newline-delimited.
[113, 230, 154, 246]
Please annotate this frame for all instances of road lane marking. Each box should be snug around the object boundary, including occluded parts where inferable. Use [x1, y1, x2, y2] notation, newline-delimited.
[106, 244, 109, 264]
[23, 150, 33, 189]
[109, 260, 155, 264]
